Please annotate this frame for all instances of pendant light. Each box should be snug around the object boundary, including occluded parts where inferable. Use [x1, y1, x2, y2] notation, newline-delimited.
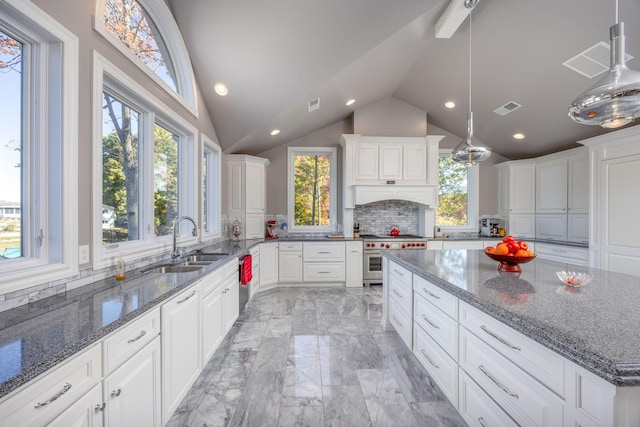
[452, 5, 492, 167]
[568, 0, 640, 128]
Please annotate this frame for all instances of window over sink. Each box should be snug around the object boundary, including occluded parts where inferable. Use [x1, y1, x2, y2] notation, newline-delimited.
[436, 150, 479, 233]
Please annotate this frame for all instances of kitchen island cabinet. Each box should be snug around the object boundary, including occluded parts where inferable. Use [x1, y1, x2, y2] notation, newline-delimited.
[383, 249, 640, 427]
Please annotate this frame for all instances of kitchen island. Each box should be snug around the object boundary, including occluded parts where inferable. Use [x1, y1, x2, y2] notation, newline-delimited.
[382, 249, 640, 426]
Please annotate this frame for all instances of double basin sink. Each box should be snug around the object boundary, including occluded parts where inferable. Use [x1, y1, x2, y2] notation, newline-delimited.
[143, 253, 229, 275]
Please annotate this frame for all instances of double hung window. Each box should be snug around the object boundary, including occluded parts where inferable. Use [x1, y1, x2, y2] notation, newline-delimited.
[436, 150, 479, 232]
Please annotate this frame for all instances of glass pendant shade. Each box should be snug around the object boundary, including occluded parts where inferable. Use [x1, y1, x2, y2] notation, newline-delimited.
[569, 22, 640, 128]
[452, 112, 492, 167]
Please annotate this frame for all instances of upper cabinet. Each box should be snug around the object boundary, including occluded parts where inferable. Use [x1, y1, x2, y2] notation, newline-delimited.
[346, 135, 438, 185]
[536, 152, 588, 214]
[497, 162, 536, 214]
[227, 154, 270, 239]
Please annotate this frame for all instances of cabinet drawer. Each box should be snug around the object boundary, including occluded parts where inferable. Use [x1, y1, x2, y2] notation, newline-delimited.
[459, 329, 563, 427]
[414, 293, 458, 360]
[388, 261, 412, 289]
[389, 299, 412, 349]
[536, 214, 568, 241]
[459, 301, 565, 396]
[413, 324, 458, 407]
[443, 240, 484, 250]
[303, 263, 345, 282]
[103, 307, 160, 375]
[303, 242, 345, 262]
[413, 275, 458, 320]
[535, 242, 588, 265]
[389, 270, 412, 314]
[279, 242, 303, 251]
[458, 371, 518, 427]
[223, 258, 239, 279]
[201, 268, 223, 296]
[0, 344, 102, 427]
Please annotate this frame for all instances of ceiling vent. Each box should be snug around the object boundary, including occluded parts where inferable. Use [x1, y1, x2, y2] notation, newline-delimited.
[494, 101, 522, 116]
[563, 41, 634, 78]
[308, 98, 320, 112]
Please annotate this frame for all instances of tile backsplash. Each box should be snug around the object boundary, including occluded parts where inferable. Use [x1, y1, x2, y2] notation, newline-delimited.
[354, 200, 419, 235]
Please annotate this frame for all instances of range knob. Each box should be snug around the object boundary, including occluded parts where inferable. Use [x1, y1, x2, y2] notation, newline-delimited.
[401, 244, 406, 249]
[385, 244, 390, 249]
[421, 243, 426, 247]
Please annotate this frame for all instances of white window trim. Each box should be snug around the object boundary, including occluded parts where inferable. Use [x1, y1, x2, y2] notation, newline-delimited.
[92, 0, 198, 117]
[0, 0, 78, 293]
[201, 135, 221, 240]
[92, 51, 198, 269]
[287, 147, 337, 233]
[437, 149, 479, 233]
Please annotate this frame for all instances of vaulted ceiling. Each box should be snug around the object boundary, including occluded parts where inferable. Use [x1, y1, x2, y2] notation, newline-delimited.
[168, 0, 640, 160]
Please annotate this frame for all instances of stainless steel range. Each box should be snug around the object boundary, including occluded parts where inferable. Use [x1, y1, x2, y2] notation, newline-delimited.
[362, 234, 427, 285]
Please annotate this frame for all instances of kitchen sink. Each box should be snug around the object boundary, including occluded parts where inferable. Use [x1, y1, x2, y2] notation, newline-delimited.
[183, 253, 229, 262]
[182, 260, 213, 266]
[143, 264, 203, 274]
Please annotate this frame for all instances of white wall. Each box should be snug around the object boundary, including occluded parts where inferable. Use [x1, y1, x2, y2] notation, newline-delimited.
[354, 96, 427, 137]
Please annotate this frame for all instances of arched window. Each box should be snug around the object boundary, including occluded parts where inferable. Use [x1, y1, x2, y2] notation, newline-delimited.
[94, 0, 198, 116]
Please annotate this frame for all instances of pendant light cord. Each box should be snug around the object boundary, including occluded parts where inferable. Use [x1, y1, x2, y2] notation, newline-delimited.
[615, 0, 619, 24]
[469, 10, 472, 112]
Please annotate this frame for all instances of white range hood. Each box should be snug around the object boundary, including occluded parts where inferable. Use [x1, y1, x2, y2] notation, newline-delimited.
[339, 134, 444, 237]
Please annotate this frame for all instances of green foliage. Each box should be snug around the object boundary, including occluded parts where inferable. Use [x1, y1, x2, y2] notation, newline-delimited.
[436, 156, 469, 226]
[293, 154, 331, 226]
[153, 124, 178, 236]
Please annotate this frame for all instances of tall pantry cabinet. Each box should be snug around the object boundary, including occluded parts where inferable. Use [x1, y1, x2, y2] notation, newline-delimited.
[227, 154, 270, 239]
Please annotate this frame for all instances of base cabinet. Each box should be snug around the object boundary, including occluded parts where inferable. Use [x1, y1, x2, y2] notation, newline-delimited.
[345, 241, 363, 287]
[103, 337, 161, 427]
[161, 284, 202, 425]
[278, 242, 303, 283]
[458, 371, 518, 427]
[260, 242, 278, 287]
[48, 384, 104, 427]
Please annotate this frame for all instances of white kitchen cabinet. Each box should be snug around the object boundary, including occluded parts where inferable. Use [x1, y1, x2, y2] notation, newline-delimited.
[248, 245, 260, 299]
[201, 273, 225, 363]
[442, 240, 484, 250]
[47, 384, 104, 427]
[497, 162, 536, 214]
[458, 371, 518, 427]
[568, 213, 589, 244]
[536, 158, 568, 213]
[507, 214, 535, 239]
[0, 344, 102, 427]
[278, 242, 303, 283]
[414, 323, 458, 407]
[379, 145, 403, 180]
[302, 242, 345, 282]
[535, 242, 588, 266]
[582, 126, 640, 275]
[345, 241, 363, 287]
[161, 283, 202, 425]
[260, 242, 278, 287]
[353, 143, 379, 181]
[227, 154, 270, 239]
[103, 337, 161, 427]
[222, 271, 239, 332]
[536, 214, 568, 241]
[568, 152, 589, 214]
[403, 143, 428, 181]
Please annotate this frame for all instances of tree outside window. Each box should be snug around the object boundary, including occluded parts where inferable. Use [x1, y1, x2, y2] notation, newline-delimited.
[437, 156, 469, 226]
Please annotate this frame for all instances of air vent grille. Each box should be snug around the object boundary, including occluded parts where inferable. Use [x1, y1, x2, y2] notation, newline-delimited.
[494, 101, 522, 116]
[563, 41, 634, 78]
[308, 98, 320, 112]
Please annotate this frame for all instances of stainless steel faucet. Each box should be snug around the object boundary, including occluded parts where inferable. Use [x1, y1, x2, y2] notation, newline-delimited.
[171, 216, 198, 260]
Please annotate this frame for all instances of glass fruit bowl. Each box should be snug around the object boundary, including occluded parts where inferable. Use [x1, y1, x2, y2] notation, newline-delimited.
[484, 252, 536, 273]
[556, 271, 593, 287]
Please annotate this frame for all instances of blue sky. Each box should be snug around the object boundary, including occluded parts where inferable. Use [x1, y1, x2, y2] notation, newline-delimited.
[0, 40, 21, 203]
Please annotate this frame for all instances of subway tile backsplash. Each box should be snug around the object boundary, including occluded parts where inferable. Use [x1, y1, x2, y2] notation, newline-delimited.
[354, 200, 419, 236]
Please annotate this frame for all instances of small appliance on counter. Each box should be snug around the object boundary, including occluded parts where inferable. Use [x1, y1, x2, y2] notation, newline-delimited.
[266, 220, 278, 239]
[480, 216, 502, 237]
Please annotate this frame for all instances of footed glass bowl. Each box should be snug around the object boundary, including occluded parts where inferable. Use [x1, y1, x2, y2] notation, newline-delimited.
[484, 252, 536, 273]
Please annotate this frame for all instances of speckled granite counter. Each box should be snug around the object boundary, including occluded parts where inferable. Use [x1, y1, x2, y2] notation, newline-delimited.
[0, 239, 263, 399]
[383, 249, 639, 386]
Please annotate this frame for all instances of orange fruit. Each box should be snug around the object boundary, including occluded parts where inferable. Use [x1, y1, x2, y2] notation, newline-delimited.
[515, 249, 529, 257]
[484, 246, 495, 254]
[525, 250, 535, 257]
[494, 244, 509, 255]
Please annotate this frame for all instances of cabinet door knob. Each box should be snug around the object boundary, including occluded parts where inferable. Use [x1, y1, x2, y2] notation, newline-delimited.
[95, 402, 106, 412]
[111, 388, 122, 398]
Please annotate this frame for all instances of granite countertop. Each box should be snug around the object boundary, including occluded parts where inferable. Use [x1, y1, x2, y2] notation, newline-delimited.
[429, 235, 589, 248]
[0, 239, 261, 399]
[383, 249, 640, 386]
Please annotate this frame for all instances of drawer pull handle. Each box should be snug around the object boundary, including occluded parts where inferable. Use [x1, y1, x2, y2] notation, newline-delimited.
[420, 349, 440, 369]
[127, 329, 147, 343]
[392, 315, 403, 328]
[478, 417, 487, 427]
[480, 325, 521, 350]
[479, 365, 519, 399]
[177, 290, 197, 304]
[34, 382, 72, 408]
[318, 251, 331, 254]
[423, 288, 441, 299]
[111, 388, 122, 398]
[393, 269, 404, 276]
[393, 289, 403, 298]
[95, 402, 106, 412]
[421, 314, 440, 329]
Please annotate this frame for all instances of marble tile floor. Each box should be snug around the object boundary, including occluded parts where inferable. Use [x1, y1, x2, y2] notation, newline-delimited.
[167, 285, 467, 427]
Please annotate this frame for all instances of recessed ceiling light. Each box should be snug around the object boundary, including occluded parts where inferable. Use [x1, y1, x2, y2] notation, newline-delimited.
[513, 133, 525, 140]
[444, 101, 456, 109]
[346, 99, 356, 106]
[270, 129, 280, 136]
[214, 83, 228, 96]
